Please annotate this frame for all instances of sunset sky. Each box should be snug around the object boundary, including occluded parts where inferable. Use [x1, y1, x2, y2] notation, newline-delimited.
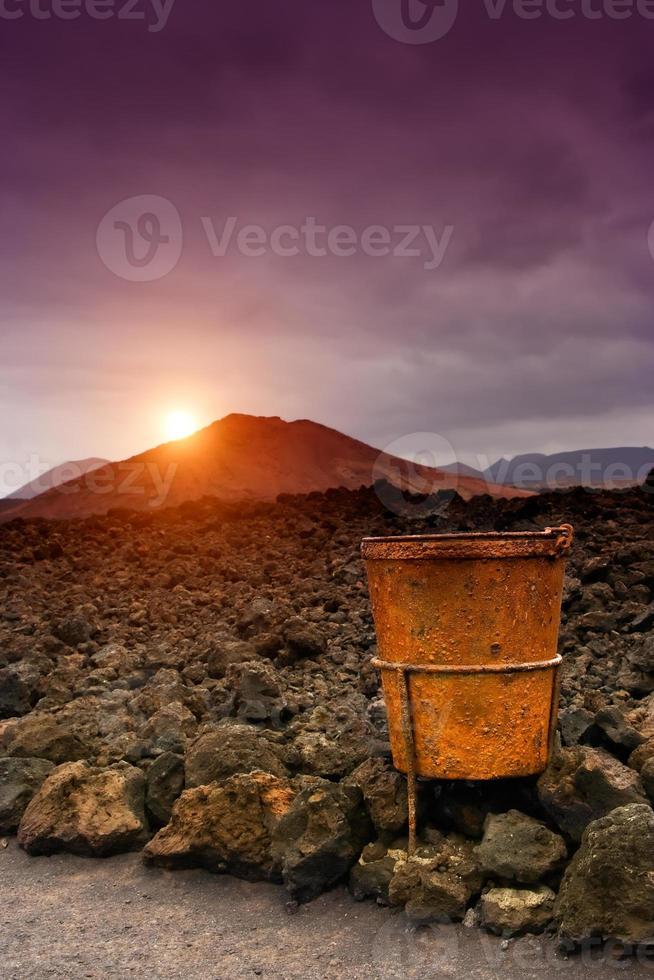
[2, 1, 653, 490]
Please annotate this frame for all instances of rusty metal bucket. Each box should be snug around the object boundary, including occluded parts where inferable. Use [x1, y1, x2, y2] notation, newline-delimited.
[362, 526, 573, 786]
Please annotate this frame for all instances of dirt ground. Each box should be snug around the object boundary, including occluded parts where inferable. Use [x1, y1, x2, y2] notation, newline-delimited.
[1, 842, 651, 980]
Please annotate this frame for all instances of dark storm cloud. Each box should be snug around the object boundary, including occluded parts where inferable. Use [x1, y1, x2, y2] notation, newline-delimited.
[1, 0, 653, 472]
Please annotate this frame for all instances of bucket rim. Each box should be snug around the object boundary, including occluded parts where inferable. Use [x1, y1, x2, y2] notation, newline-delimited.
[361, 525, 573, 560]
[363, 528, 563, 543]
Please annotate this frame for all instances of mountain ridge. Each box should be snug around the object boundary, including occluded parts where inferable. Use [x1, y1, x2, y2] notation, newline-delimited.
[485, 446, 654, 489]
[2, 414, 528, 522]
[6, 457, 108, 501]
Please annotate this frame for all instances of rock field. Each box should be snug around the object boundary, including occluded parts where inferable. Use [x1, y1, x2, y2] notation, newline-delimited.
[1, 476, 654, 949]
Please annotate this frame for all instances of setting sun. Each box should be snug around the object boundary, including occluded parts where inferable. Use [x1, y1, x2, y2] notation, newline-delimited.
[164, 409, 198, 441]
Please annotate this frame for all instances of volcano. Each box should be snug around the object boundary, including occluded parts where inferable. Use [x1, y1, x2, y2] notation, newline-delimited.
[3, 414, 529, 522]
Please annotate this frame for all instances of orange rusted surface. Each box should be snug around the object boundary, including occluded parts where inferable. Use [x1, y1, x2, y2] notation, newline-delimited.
[362, 526, 573, 780]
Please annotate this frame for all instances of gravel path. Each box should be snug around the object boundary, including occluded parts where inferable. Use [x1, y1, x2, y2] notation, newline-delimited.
[1, 842, 651, 980]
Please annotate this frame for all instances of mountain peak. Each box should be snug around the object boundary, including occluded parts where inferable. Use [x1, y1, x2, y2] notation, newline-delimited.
[219, 413, 284, 425]
[4, 414, 529, 522]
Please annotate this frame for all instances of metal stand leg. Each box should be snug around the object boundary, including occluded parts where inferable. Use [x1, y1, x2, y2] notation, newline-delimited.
[398, 668, 418, 855]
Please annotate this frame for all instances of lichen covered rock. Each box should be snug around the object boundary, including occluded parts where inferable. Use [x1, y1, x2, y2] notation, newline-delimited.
[555, 803, 654, 945]
[386, 835, 484, 923]
[481, 885, 556, 936]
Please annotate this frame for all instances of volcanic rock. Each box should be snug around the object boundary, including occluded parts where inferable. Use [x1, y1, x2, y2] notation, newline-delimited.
[481, 885, 556, 936]
[3, 713, 89, 765]
[0, 757, 55, 833]
[237, 598, 276, 638]
[144, 771, 297, 881]
[594, 705, 645, 752]
[145, 752, 185, 825]
[18, 761, 149, 856]
[349, 841, 404, 903]
[272, 780, 371, 903]
[558, 706, 596, 747]
[184, 726, 288, 787]
[628, 738, 654, 772]
[132, 668, 207, 721]
[142, 702, 198, 747]
[225, 660, 286, 723]
[282, 618, 326, 661]
[555, 803, 654, 945]
[0, 668, 32, 719]
[289, 703, 372, 779]
[625, 693, 654, 741]
[537, 745, 647, 841]
[343, 757, 408, 835]
[90, 643, 142, 673]
[53, 616, 94, 648]
[640, 758, 654, 802]
[477, 810, 567, 883]
[206, 640, 260, 679]
[617, 635, 654, 694]
[431, 782, 497, 839]
[629, 603, 654, 633]
[387, 836, 484, 923]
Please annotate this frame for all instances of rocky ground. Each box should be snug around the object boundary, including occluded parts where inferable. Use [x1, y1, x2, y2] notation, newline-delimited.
[1, 477, 654, 954]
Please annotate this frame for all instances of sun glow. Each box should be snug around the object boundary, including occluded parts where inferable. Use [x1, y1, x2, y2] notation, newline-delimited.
[164, 409, 198, 441]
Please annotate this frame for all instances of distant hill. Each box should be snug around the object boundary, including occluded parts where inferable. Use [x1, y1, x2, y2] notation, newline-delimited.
[2, 415, 528, 522]
[6, 458, 108, 500]
[439, 461, 487, 480]
[485, 447, 654, 490]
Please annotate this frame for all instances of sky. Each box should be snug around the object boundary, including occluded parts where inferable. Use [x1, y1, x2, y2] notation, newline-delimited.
[2, 0, 654, 493]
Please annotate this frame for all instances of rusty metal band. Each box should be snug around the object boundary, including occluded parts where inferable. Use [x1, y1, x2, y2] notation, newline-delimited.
[547, 662, 563, 755]
[372, 655, 562, 676]
[398, 668, 418, 857]
[376, 652, 562, 853]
